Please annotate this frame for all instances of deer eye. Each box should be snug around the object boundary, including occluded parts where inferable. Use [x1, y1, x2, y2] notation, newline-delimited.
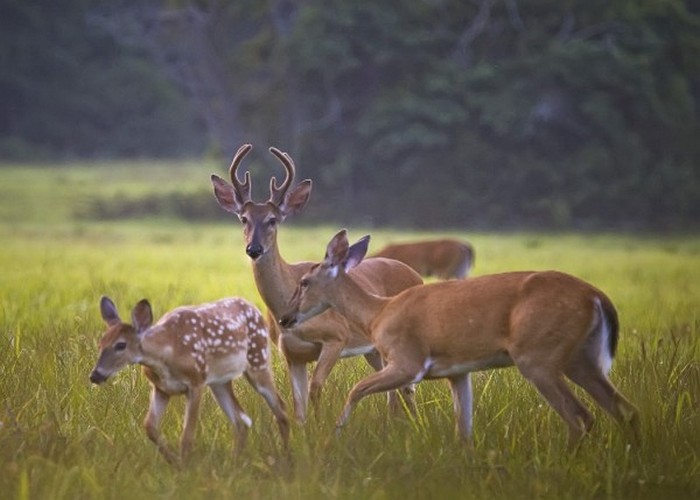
[300, 278, 309, 288]
[267, 218, 277, 227]
[239, 215, 248, 224]
[114, 341, 127, 352]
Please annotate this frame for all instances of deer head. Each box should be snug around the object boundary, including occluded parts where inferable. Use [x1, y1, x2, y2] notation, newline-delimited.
[211, 145, 312, 260]
[90, 296, 153, 384]
[280, 229, 370, 328]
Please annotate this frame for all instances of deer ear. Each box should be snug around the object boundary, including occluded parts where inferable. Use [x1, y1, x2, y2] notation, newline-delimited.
[344, 235, 370, 271]
[131, 299, 154, 334]
[279, 180, 312, 218]
[324, 229, 349, 267]
[211, 174, 243, 214]
[100, 296, 121, 326]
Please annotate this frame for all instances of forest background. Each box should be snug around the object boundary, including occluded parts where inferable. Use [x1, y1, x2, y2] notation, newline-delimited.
[1, 0, 699, 230]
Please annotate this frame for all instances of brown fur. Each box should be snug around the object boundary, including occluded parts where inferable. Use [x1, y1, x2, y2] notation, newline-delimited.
[90, 296, 289, 465]
[211, 145, 423, 422]
[282, 230, 639, 448]
[373, 239, 474, 279]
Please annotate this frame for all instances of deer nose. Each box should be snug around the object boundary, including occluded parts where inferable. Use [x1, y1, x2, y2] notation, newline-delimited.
[246, 242, 264, 259]
[89, 369, 107, 384]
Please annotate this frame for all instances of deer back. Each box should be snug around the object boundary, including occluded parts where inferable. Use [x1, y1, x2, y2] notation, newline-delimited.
[140, 298, 270, 388]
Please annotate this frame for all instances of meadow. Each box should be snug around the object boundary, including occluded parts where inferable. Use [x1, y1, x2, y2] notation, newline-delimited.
[1, 163, 699, 499]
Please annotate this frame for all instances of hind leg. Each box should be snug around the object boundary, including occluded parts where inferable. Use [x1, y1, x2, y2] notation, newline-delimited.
[565, 357, 639, 440]
[210, 382, 251, 452]
[246, 369, 291, 448]
[516, 361, 593, 449]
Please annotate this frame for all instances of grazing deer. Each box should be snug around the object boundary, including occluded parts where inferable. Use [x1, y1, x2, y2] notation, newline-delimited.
[279, 230, 640, 448]
[89, 296, 289, 464]
[211, 145, 423, 422]
[373, 239, 475, 279]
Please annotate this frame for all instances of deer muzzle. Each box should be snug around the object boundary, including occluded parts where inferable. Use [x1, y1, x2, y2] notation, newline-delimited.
[89, 369, 108, 384]
[278, 313, 297, 329]
[246, 242, 264, 260]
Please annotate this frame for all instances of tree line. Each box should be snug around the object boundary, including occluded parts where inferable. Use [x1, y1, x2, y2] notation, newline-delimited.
[1, 0, 698, 230]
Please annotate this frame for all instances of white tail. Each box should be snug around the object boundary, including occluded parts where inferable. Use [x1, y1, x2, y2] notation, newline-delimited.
[90, 296, 289, 464]
[280, 230, 639, 447]
[373, 239, 475, 279]
[211, 145, 423, 422]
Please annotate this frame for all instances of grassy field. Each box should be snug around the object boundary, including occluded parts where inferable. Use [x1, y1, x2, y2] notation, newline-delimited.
[1, 163, 699, 499]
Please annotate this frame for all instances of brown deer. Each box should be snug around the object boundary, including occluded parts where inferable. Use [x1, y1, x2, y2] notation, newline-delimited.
[89, 296, 289, 465]
[279, 230, 639, 448]
[373, 239, 475, 279]
[210, 145, 423, 422]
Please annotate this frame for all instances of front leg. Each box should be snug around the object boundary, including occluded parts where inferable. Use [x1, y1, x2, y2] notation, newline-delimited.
[143, 387, 178, 465]
[180, 384, 204, 460]
[447, 373, 473, 442]
[364, 351, 417, 416]
[287, 361, 309, 422]
[309, 340, 347, 410]
[336, 362, 421, 430]
[279, 333, 319, 423]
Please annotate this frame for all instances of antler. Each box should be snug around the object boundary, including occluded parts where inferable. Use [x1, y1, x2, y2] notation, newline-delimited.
[268, 147, 296, 205]
[228, 144, 253, 204]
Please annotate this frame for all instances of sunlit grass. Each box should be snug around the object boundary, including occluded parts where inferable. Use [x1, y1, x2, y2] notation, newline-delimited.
[0, 163, 699, 498]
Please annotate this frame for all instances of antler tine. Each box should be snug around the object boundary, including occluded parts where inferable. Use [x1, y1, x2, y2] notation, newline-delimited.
[268, 147, 296, 205]
[229, 144, 253, 203]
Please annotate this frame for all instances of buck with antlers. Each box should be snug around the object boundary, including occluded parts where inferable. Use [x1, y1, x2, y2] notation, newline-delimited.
[211, 145, 423, 422]
[89, 296, 289, 465]
[373, 238, 475, 279]
[280, 230, 640, 447]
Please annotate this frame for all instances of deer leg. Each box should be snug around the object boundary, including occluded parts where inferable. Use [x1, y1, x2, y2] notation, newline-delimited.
[364, 351, 417, 416]
[143, 387, 178, 465]
[245, 370, 291, 448]
[287, 360, 309, 423]
[180, 384, 204, 460]
[336, 361, 423, 431]
[516, 362, 593, 449]
[308, 340, 346, 411]
[210, 382, 251, 452]
[447, 373, 474, 441]
[565, 357, 640, 441]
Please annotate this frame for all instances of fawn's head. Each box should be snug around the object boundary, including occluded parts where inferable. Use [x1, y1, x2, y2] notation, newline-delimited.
[89, 296, 153, 384]
[211, 144, 312, 260]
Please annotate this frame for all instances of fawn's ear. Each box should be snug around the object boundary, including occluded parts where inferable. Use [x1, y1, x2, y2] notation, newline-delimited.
[131, 299, 153, 334]
[100, 296, 121, 326]
[279, 179, 312, 218]
[344, 235, 370, 272]
[211, 174, 245, 215]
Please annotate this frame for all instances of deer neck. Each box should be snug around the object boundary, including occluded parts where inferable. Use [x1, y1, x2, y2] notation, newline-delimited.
[332, 273, 389, 334]
[250, 243, 300, 317]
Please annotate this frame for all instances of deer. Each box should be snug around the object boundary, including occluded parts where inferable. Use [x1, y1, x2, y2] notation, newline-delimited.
[89, 296, 289, 465]
[372, 239, 475, 279]
[210, 145, 423, 422]
[279, 229, 640, 448]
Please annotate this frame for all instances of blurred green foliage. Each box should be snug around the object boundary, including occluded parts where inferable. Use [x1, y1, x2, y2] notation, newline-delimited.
[1, 0, 698, 229]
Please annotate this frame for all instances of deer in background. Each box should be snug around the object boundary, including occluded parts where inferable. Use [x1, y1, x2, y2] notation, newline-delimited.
[90, 296, 289, 465]
[373, 239, 475, 279]
[211, 145, 423, 422]
[280, 229, 639, 448]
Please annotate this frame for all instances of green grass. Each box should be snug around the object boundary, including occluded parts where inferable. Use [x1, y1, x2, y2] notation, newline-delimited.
[1, 163, 699, 499]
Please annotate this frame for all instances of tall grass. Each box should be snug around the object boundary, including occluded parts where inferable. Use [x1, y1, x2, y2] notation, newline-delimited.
[1, 164, 699, 498]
